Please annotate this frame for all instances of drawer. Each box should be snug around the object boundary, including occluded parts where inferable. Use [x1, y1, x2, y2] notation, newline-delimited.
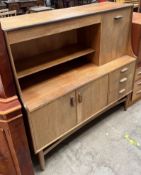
[135, 67, 141, 81]
[134, 79, 141, 92]
[108, 62, 135, 103]
[120, 65, 130, 78]
[132, 79, 141, 101]
[132, 89, 141, 101]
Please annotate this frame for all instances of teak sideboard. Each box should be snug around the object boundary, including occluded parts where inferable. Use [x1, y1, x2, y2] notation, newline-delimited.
[0, 2, 136, 171]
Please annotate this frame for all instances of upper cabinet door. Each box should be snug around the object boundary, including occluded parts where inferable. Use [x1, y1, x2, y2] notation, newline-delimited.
[99, 8, 132, 65]
[76, 75, 108, 123]
[29, 91, 77, 152]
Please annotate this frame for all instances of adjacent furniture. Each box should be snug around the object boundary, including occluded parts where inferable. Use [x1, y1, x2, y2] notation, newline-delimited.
[0, 2, 136, 171]
[132, 12, 141, 102]
[115, 0, 140, 11]
[4, 0, 44, 13]
[0, 26, 34, 175]
[0, 10, 16, 17]
[29, 6, 53, 13]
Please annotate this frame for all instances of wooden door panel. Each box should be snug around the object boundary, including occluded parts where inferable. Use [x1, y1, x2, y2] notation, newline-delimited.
[29, 91, 77, 152]
[100, 8, 131, 65]
[77, 75, 108, 123]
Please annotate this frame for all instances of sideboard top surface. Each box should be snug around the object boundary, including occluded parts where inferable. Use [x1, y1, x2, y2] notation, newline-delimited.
[0, 2, 132, 31]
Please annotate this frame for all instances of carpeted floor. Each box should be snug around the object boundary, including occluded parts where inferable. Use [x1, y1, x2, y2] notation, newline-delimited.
[34, 101, 141, 175]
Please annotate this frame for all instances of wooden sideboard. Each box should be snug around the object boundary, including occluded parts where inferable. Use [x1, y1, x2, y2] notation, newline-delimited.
[132, 12, 141, 102]
[0, 2, 136, 171]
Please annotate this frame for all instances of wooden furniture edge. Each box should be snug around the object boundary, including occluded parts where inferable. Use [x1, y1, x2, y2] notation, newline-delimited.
[0, 2, 133, 32]
[0, 25, 34, 175]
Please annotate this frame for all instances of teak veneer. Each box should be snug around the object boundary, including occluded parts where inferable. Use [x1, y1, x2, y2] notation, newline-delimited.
[0, 2, 136, 171]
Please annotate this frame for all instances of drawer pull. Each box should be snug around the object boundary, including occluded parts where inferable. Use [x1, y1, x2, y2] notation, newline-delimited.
[137, 71, 141, 75]
[119, 89, 126, 94]
[137, 81, 141, 85]
[78, 93, 83, 103]
[120, 67, 128, 73]
[70, 97, 75, 107]
[114, 15, 123, 20]
[120, 77, 128, 83]
[136, 90, 141, 94]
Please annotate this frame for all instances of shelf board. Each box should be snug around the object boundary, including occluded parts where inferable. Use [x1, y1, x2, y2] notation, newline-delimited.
[20, 55, 136, 112]
[16, 44, 95, 79]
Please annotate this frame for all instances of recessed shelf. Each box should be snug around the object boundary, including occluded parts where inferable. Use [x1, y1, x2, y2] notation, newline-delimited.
[16, 44, 95, 79]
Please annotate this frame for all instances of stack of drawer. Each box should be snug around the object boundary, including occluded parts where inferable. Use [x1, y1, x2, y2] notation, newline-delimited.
[132, 66, 141, 101]
[109, 62, 135, 104]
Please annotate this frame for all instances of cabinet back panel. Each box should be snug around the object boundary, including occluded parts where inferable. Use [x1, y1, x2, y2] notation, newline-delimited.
[77, 23, 101, 64]
[11, 30, 77, 60]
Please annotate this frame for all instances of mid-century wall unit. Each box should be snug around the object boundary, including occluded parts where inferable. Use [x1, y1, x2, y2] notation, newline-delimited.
[0, 2, 136, 171]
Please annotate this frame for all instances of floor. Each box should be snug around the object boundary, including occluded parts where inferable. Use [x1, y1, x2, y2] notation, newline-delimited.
[34, 101, 141, 175]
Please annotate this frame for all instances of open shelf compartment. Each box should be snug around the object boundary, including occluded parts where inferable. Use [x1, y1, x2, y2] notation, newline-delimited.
[15, 44, 95, 78]
[11, 23, 100, 79]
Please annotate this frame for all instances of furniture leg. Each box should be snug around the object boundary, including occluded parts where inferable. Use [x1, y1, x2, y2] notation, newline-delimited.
[38, 150, 45, 171]
[124, 94, 130, 111]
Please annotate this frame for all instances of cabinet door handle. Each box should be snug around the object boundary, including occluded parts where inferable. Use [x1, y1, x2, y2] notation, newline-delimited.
[78, 93, 83, 103]
[120, 77, 128, 83]
[70, 97, 75, 107]
[120, 67, 128, 73]
[114, 15, 123, 20]
[137, 71, 141, 75]
[119, 89, 126, 94]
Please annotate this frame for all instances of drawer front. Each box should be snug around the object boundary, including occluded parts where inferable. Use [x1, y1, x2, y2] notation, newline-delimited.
[134, 79, 141, 92]
[132, 79, 141, 101]
[28, 91, 77, 153]
[132, 89, 141, 101]
[100, 8, 131, 64]
[135, 67, 141, 81]
[109, 62, 135, 103]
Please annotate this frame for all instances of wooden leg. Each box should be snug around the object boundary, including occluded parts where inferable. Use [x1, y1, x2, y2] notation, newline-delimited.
[124, 94, 130, 111]
[38, 151, 45, 171]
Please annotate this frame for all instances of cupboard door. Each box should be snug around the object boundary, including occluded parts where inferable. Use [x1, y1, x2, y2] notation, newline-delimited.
[100, 8, 131, 65]
[29, 91, 77, 152]
[108, 62, 135, 104]
[76, 75, 108, 123]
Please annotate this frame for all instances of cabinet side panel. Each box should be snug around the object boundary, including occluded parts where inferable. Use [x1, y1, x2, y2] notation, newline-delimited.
[0, 128, 16, 175]
[0, 27, 16, 98]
